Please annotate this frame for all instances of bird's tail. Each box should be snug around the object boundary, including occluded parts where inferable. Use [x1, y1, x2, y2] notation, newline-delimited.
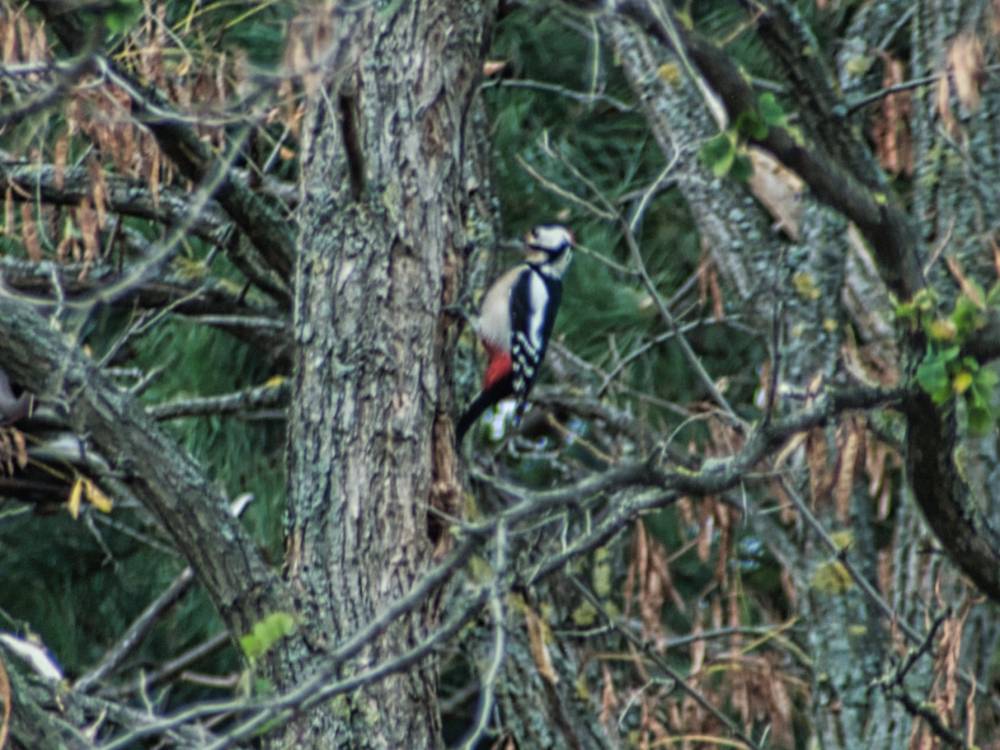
[455, 377, 515, 445]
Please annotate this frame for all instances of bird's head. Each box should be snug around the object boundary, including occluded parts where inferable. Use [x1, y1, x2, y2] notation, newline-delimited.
[525, 224, 574, 277]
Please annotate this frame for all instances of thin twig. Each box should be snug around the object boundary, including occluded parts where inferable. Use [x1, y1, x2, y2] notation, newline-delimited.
[454, 521, 508, 750]
[532, 137, 739, 421]
[845, 63, 1000, 115]
[482, 78, 633, 112]
[778, 476, 923, 644]
[76, 567, 196, 692]
[103, 630, 230, 700]
[516, 154, 616, 220]
[569, 574, 763, 750]
[145, 380, 291, 421]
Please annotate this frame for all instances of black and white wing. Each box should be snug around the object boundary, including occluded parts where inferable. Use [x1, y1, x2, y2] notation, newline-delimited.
[510, 267, 563, 416]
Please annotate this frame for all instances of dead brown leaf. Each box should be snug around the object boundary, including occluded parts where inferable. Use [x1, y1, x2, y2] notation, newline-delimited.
[19, 203, 40, 263]
[696, 499, 713, 563]
[709, 263, 723, 321]
[54, 133, 68, 191]
[2, 13, 16, 64]
[806, 427, 830, 508]
[833, 416, 866, 522]
[938, 32, 988, 138]
[11, 429, 26, 471]
[872, 51, 913, 176]
[56, 217, 76, 263]
[0, 432, 10, 475]
[946, 255, 986, 308]
[524, 603, 558, 685]
[934, 597, 973, 731]
[937, 69, 958, 138]
[483, 60, 507, 76]
[599, 662, 617, 725]
[87, 156, 108, 231]
[949, 32, 987, 111]
[747, 147, 803, 239]
[75, 198, 99, 280]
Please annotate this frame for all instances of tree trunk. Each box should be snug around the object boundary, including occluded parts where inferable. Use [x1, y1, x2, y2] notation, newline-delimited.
[269, 2, 495, 747]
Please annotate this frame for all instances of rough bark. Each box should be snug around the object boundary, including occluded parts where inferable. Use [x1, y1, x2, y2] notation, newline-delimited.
[276, 1, 495, 747]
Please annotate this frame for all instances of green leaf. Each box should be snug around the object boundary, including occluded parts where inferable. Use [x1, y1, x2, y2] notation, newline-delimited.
[975, 368, 999, 388]
[939, 346, 960, 363]
[916, 357, 949, 400]
[735, 110, 768, 140]
[967, 405, 994, 435]
[952, 369, 973, 394]
[953, 294, 983, 336]
[700, 133, 735, 178]
[758, 92, 787, 127]
[240, 612, 297, 661]
[969, 369, 997, 410]
[912, 288, 939, 311]
[730, 154, 754, 181]
[928, 318, 957, 341]
[240, 633, 264, 660]
[103, 0, 141, 34]
[893, 300, 917, 324]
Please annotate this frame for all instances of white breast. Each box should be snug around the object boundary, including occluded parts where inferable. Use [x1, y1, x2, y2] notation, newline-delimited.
[473, 265, 522, 349]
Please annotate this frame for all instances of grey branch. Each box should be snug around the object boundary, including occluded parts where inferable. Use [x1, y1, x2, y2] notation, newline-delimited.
[146, 380, 291, 421]
[104, 630, 232, 700]
[0, 157, 230, 246]
[74, 567, 196, 692]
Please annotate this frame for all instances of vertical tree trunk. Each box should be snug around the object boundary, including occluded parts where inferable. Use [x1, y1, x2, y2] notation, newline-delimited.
[271, 2, 494, 747]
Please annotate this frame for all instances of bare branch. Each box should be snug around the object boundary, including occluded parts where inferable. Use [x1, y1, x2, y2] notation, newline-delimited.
[0, 259, 287, 354]
[0, 158, 228, 246]
[74, 567, 196, 693]
[146, 381, 290, 421]
[104, 631, 232, 700]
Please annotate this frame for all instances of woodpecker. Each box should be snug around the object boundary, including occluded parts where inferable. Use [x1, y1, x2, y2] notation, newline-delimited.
[456, 224, 574, 444]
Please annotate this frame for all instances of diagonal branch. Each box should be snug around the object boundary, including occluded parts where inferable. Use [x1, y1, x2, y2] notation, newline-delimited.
[74, 567, 196, 692]
[604, 0, 925, 301]
[469, 383, 908, 535]
[0, 295, 287, 637]
[0, 158, 229, 245]
[0, 258, 284, 330]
